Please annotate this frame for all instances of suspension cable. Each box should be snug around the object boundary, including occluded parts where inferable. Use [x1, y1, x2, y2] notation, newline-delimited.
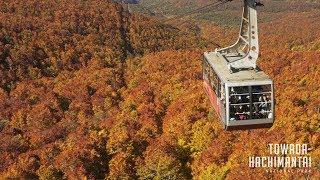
[163, 0, 233, 23]
[135, 3, 156, 16]
[175, 1, 231, 26]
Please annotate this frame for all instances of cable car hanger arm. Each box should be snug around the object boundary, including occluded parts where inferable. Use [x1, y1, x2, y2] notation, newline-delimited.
[162, 0, 264, 73]
[215, 0, 263, 73]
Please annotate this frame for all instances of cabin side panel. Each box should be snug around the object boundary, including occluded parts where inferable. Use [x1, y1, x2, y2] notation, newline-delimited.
[203, 80, 222, 117]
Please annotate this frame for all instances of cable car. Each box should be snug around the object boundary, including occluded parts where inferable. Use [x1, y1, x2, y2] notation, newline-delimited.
[203, 0, 274, 130]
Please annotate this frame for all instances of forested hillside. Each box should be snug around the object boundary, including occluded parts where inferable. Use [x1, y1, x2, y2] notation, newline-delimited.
[0, 0, 319, 179]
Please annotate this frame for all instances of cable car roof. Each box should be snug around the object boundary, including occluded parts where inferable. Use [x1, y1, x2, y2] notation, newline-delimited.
[204, 51, 271, 83]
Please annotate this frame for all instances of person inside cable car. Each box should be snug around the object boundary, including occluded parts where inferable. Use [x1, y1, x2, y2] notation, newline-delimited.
[254, 104, 265, 119]
[266, 94, 271, 102]
[259, 95, 271, 118]
[237, 96, 242, 103]
[245, 95, 250, 103]
[233, 86, 250, 102]
[230, 87, 235, 94]
[239, 95, 250, 103]
[259, 95, 269, 111]
[230, 93, 242, 104]
[235, 105, 249, 120]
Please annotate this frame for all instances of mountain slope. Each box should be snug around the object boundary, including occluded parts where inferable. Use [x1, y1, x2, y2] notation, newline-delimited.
[0, 0, 319, 179]
[0, 0, 207, 178]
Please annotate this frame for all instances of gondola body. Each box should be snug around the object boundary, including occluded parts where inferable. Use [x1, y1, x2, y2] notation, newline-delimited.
[203, 52, 274, 130]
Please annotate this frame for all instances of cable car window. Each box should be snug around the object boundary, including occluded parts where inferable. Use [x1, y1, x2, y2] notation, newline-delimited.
[202, 58, 210, 78]
[208, 67, 218, 92]
[229, 86, 250, 121]
[202, 58, 221, 96]
[252, 85, 272, 119]
[229, 84, 272, 121]
[230, 86, 250, 103]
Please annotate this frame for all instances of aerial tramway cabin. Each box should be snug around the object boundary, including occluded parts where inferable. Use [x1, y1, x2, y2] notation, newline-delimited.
[203, 52, 274, 130]
[203, 0, 274, 130]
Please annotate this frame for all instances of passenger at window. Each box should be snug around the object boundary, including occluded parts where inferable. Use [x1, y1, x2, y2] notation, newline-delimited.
[253, 104, 262, 119]
[235, 105, 248, 120]
[259, 95, 268, 111]
[230, 95, 237, 104]
[237, 96, 242, 103]
[244, 95, 250, 103]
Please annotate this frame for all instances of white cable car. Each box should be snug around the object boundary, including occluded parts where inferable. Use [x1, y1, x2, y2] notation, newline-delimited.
[203, 0, 274, 130]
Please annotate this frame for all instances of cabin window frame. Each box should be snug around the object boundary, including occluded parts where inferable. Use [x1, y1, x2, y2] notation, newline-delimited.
[228, 84, 273, 121]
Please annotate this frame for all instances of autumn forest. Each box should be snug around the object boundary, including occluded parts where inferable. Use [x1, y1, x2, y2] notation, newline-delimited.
[0, 0, 319, 179]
